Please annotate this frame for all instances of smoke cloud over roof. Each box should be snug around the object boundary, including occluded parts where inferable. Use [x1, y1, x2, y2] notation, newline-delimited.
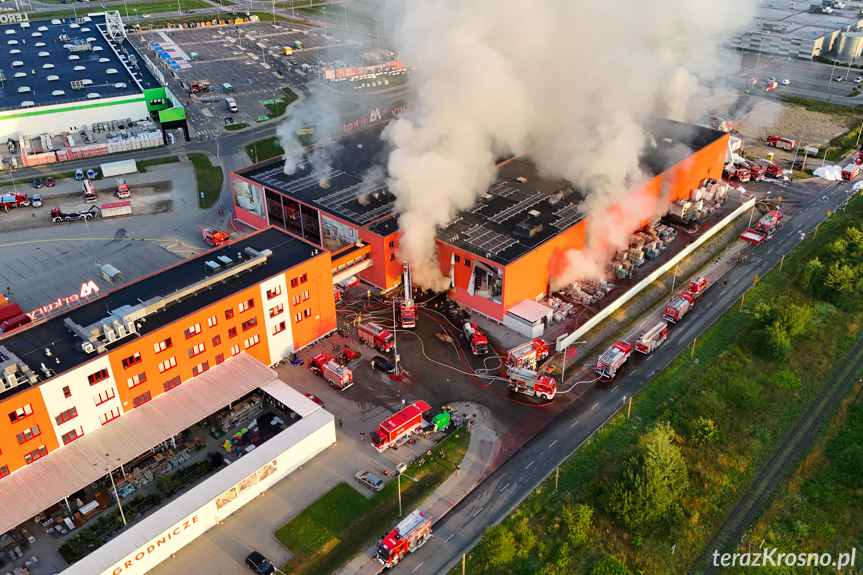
[384, 0, 751, 289]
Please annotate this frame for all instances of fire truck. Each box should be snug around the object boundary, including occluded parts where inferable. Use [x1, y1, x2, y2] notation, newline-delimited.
[202, 227, 231, 247]
[400, 262, 416, 328]
[723, 165, 751, 182]
[741, 210, 783, 245]
[506, 339, 550, 370]
[740, 161, 764, 181]
[766, 135, 797, 151]
[376, 509, 433, 568]
[308, 353, 353, 390]
[663, 292, 695, 323]
[709, 115, 734, 132]
[82, 180, 98, 203]
[190, 80, 211, 93]
[842, 163, 861, 180]
[754, 159, 784, 178]
[0, 192, 30, 209]
[687, 275, 710, 301]
[507, 367, 556, 400]
[634, 321, 669, 354]
[370, 400, 431, 452]
[595, 341, 633, 379]
[463, 322, 489, 355]
[357, 322, 395, 353]
[115, 179, 131, 199]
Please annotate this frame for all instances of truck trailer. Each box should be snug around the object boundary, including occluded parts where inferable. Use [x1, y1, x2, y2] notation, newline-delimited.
[634, 321, 669, 354]
[375, 509, 433, 568]
[370, 400, 431, 452]
[595, 341, 633, 379]
[358, 322, 395, 353]
[309, 353, 353, 390]
[507, 367, 557, 400]
[843, 163, 861, 180]
[463, 322, 489, 355]
[506, 339, 549, 370]
[50, 206, 98, 222]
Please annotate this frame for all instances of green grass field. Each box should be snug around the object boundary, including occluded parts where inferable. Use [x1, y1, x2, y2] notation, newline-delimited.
[245, 137, 284, 163]
[276, 429, 470, 574]
[264, 87, 300, 119]
[25, 0, 210, 22]
[188, 153, 223, 209]
[136, 156, 180, 171]
[223, 122, 249, 131]
[455, 195, 863, 574]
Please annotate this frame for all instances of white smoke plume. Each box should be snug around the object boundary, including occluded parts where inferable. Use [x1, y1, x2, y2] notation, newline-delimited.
[276, 98, 345, 176]
[385, 0, 752, 289]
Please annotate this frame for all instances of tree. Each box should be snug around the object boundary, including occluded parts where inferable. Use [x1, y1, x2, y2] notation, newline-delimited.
[591, 556, 632, 575]
[604, 423, 688, 528]
[826, 262, 857, 294]
[762, 323, 792, 362]
[477, 524, 516, 567]
[512, 517, 537, 559]
[690, 416, 719, 444]
[561, 503, 594, 544]
[799, 258, 827, 293]
[772, 369, 801, 390]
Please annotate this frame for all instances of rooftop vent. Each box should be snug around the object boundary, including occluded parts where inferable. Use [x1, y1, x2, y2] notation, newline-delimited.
[38, 51, 49, 57]
[515, 177, 527, 184]
[204, 260, 220, 275]
[42, 63, 54, 69]
[52, 90, 65, 97]
[514, 219, 543, 238]
[74, 65, 86, 71]
[528, 209, 541, 217]
[217, 255, 235, 269]
[14, 72, 26, 78]
[358, 194, 370, 206]
[99, 57, 110, 63]
[47, 75, 59, 81]
[20, 101, 34, 108]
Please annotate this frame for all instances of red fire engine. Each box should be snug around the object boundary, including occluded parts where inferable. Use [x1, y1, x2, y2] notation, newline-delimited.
[741, 210, 783, 245]
[842, 163, 861, 180]
[463, 322, 489, 355]
[507, 367, 556, 400]
[82, 180, 98, 203]
[754, 159, 784, 178]
[202, 227, 231, 247]
[766, 135, 797, 151]
[376, 509, 433, 568]
[357, 322, 395, 353]
[634, 321, 668, 354]
[595, 341, 632, 379]
[371, 401, 431, 452]
[400, 263, 416, 328]
[308, 353, 353, 390]
[663, 292, 695, 323]
[506, 339, 549, 370]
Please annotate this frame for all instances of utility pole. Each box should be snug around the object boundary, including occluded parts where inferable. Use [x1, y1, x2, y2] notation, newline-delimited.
[691, 336, 696, 359]
[462, 554, 466, 575]
[670, 261, 679, 295]
[779, 254, 785, 273]
[627, 396, 632, 419]
[740, 291, 746, 312]
[555, 467, 559, 491]
[392, 297, 399, 375]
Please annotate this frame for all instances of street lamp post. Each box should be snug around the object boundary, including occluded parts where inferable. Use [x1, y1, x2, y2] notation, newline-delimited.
[391, 297, 399, 375]
[397, 471, 418, 517]
[96, 454, 127, 525]
[560, 341, 586, 385]
[323, 7, 327, 36]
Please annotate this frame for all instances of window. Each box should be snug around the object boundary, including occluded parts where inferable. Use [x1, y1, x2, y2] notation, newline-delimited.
[290, 277, 299, 288]
[0, 465, 8, 479]
[388, 240, 395, 248]
[212, 335, 221, 346]
[24, 445, 47, 464]
[294, 312, 302, 323]
[191, 361, 210, 376]
[270, 303, 284, 318]
[55, 408, 78, 425]
[454, 254, 461, 263]
[300, 273, 308, 284]
[228, 327, 238, 339]
[132, 391, 152, 408]
[100, 407, 121, 425]
[95, 388, 117, 405]
[62, 386, 71, 398]
[230, 344, 240, 356]
[266, 286, 282, 299]
[292, 295, 300, 306]
[239, 298, 255, 313]
[207, 315, 218, 328]
[8, 404, 33, 423]
[61, 428, 83, 445]
[225, 308, 234, 320]
[241, 317, 258, 331]
[302, 290, 310, 301]
[126, 372, 147, 389]
[16, 425, 41, 444]
[163, 376, 181, 391]
[273, 321, 287, 335]
[153, 337, 173, 354]
[121, 352, 142, 369]
[244, 334, 260, 349]
[303, 308, 311, 318]
[465, 258, 471, 267]
[184, 323, 202, 339]
[215, 353, 225, 365]
[87, 368, 109, 385]
[389, 253, 396, 261]
[158, 356, 177, 373]
[188, 342, 206, 358]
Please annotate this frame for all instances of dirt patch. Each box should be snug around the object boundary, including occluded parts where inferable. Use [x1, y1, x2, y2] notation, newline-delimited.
[735, 101, 852, 164]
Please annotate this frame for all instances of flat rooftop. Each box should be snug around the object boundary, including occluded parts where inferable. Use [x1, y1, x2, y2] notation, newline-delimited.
[739, 1, 863, 41]
[0, 14, 160, 112]
[238, 119, 724, 266]
[0, 227, 317, 400]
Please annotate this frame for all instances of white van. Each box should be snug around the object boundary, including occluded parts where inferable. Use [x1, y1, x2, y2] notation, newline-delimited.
[225, 97, 238, 112]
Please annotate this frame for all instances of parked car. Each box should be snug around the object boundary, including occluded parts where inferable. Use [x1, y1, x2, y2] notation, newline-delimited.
[244, 551, 275, 575]
[45, 176, 55, 187]
[767, 77, 777, 83]
[370, 355, 395, 373]
[304, 393, 324, 408]
[781, 79, 791, 85]
[855, 76, 863, 83]
[33, 178, 42, 188]
[31, 194, 42, 208]
[835, 76, 844, 82]
[355, 470, 385, 492]
[75, 169, 84, 180]
[86, 169, 97, 179]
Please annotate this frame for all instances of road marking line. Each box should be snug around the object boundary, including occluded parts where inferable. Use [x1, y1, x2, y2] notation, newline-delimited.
[472, 507, 484, 517]
[525, 460, 534, 469]
[591, 403, 598, 410]
[549, 440, 557, 448]
[570, 420, 579, 428]
[631, 370, 637, 375]
[502, 482, 510, 491]
[646, 355, 654, 361]
[707, 302, 714, 307]
[445, 534, 454, 544]
[412, 562, 424, 572]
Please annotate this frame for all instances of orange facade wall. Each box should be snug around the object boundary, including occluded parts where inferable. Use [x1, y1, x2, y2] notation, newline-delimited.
[284, 251, 338, 345]
[0, 386, 59, 475]
[355, 227, 403, 291]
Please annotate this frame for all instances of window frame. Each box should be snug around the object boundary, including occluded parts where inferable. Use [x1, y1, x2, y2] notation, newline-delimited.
[266, 286, 282, 299]
[188, 342, 206, 358]
[269, 303, 285, 318]
[55, 407, 78, 425]
[163, 376, 182, 392]
[132, 391, 152, 408]
[241, 317, 258, 331]
[228, 327, 238, 339]
[87, 368, 109, 385]
[9, 404, 34, 423]
[225, 308, 234, 320]
[121, 352, 142, 369]
[273, 321, 287, 335]
[16, 424, 41, 445]
[153, 337, 173, 354]
[95, 387, 117, 405]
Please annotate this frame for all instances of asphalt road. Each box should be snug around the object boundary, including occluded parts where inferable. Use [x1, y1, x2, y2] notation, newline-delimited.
[393, 180, 854, 575]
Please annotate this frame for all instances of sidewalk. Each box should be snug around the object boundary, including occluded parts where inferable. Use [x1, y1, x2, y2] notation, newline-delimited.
[345, 403, 498, 575]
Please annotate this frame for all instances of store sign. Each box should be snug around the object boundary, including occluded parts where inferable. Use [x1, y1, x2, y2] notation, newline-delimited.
[342, 101, 417, 133]
[26, 281, 101, 320]
[0, 12, 29, 24]
[110, 515, 200, 574]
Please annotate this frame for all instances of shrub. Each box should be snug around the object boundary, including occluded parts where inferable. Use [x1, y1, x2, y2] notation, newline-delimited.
[591, 556, 633, 575]
[690, 417, 719, 445]
[561, 503, 593, 545]
[772, 369, 801, 390]
[476, 524, 516, 566]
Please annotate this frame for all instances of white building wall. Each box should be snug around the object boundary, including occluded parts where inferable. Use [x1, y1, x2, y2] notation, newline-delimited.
[39, 355, 122, 447]
[0, 97, 149, 142]
[258, 274, 294, 364]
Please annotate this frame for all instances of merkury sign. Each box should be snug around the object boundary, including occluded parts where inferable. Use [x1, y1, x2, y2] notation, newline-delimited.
[26, 281, 100, 321]
[0, 12, 29, 24]
[342, 101, 418, 133]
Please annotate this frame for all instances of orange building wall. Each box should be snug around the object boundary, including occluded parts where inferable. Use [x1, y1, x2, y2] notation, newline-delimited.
[433, 242, 508, 321]
[355, 227, 403, 291]
[284, 251, 338, 345]
[0, 386, 60, 475]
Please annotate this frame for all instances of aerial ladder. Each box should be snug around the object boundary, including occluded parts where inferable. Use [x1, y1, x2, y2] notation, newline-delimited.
[400, 262, 416, 328]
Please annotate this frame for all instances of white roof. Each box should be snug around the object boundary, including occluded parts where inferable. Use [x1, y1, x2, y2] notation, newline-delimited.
[507, 299, 553, 324]
[0, 353, 278, 534]
[259, 379, 322, 418]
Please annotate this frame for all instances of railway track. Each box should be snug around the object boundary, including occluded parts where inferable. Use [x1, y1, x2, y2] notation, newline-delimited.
[688, 335, 863, 575]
